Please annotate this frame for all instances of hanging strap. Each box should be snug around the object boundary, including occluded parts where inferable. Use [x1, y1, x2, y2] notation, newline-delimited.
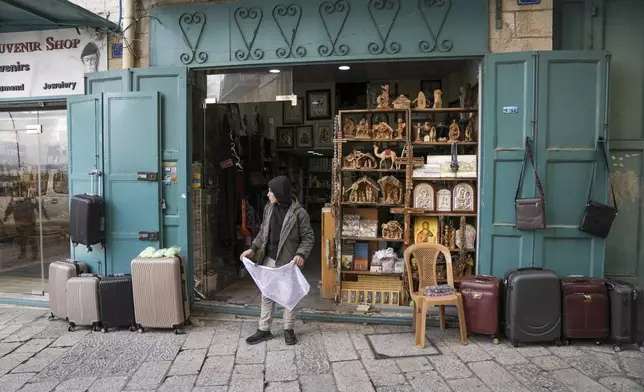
[515, 137, 545, 201]
[587, 137, 618, 210]
[450, 142, 459, 173]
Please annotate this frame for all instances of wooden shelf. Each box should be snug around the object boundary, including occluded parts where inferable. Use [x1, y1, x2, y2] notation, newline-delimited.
[412, 108, 478, 113]
[342, 138, 406, 143]
[412, 177, 477, 181]
[340, 108, 409, 113]
[341, 270, 403, 276]
[341, 236, 404, 243]
[341, 202, 404, 208]
[408, 210, 477, 217]
[413, 141, 478, 146]
[341, 168, 405, 173]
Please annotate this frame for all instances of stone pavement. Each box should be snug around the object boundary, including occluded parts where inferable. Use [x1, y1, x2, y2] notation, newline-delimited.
[1, 305, 643, 392]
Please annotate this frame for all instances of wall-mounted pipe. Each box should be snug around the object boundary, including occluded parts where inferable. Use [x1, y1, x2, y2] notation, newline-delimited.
[122, 0, 135, 68]
[495, 0, 502, 29]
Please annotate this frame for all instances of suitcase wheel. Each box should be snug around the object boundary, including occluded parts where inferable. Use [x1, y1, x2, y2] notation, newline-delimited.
[48, 314, 55, 321]
[492, 337, 501, 345]
[555, 339, 563, 347]
[68, 325, 75, 332]
[639, 345, 644, 353]
[594, 340, 603, 346]
[512, 340, 519, 348]
[137, 327, 145, 334]
[92, 325, 100, 332]
[612, 344, 621, 353]
[101, 327, 108, 333]
[184, 319, 192, 327]
[129, 325, 137, 332]
[562, 339, 570, 346]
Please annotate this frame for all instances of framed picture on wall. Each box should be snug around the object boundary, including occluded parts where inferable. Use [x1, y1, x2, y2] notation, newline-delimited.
[314, 123, 333, 149]
[282, 98, 304, 125]
[277, 127, 294, 149]
[306, 89, 332, 120]
[296, 126, 314, 148]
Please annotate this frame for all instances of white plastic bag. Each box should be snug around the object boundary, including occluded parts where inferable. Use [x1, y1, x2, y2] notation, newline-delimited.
[139, 247, 156, 258]
[241, 257, 310, 311]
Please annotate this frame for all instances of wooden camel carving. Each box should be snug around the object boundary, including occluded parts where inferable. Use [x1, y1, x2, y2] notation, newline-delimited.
[373, 144, 397, 170]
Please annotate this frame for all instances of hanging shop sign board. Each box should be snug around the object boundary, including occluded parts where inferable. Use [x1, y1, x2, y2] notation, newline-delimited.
[0, 28, 108, 99]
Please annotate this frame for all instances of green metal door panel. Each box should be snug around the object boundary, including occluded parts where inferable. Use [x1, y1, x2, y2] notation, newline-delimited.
[553, 0, 603, 51]
[533, 51, 609, 277]
[85, 70, 132, 94]
[103, 92, 161, 274]
[67, 94, 106, 273]
[480, 52, 536, 277]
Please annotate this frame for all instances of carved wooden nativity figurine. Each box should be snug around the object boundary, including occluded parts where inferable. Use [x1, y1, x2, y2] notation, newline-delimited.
[343, 150, 377, 170]
[396, 118, 406, 140]
[449, 119, 460, 143]
[355, 118, 372, 139]
[344, 176, 379, 204]
[343, 118, 356, 138]
[377, 85, 390, 109]
[373, 122, 394, 139]
[378, 176, 403, 204]
[382, 221, 403, 240]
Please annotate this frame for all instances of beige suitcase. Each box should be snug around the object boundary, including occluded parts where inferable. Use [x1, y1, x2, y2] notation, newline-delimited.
[131, 256, 190, 333]
[66, 275, 101, 331]
[48, 261, 88, 320]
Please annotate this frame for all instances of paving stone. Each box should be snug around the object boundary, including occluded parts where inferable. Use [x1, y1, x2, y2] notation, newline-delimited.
[406, 370, 451, 392]
[53, 377, 97, 391]
[266, 350, 297, 382]
[450, 344, 493, 363]
[331, 360, 375, 392]
[0, 372, 35, 392]
[146, 333, 186, 361]
[552, 368, 611, 392]
[192, 387, 228, 392]
[366, 333, 438, 358]
[195, 355, 234, 386]
[104, 334, 157, 377]
[469, 360, 529, 392]
[266, 332, 294, 352]
[227, 378, 264, 392]
[1, 352, 35, 376]
[296, 332, 330, 376]
[395, 357, 432, 373]
[231, 364, 264, 381]
[529, 355, 571, 371]
[12, 348, 70, 374]
[447, 378, 493, 392]
[506, 363, 571, 392]
[363, 358, 407, 387]
[2, 326, 46, 343]
[0, 343, 21, 358]
[621, 357, 644, 379]
[0, 310, 23, 325]
[358, 348, 375, 360]
[548, 345, 585, 358]
[568, 352, 623, 378]
[321, 331, 358, 362]
[235, 338, 265, 365]
[299, 374, 337, 392]
[31, 323, 69, 340]
[348, 332, 371, 352]
[183, 328, 216, 350]
[124, 361, 172, 390]
[514, 346, 552, 358]
[168, 349, 207, 376]
[49, 331, 91, 348]
[0, 327, 23, 340]
[208, 322, 241, 357]
[480, 344, 528, 366]
[375, 386, 413, 392]
[15, 340, 53, 354]
[157, 375, 197, 392]
[599, 376, 644, 391]
[87, 376, 128, 392]
[6, 313, 46, 326]
[428, 353, 472, 379]
[265, 381, 300, 392]
[15, 381, 58, 392]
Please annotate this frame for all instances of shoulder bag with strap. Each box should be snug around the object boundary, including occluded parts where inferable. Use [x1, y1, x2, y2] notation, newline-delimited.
[515, 137, 546, 230]
[579, 137, 617, 238]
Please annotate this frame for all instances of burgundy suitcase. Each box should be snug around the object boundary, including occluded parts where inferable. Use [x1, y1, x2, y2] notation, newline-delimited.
[460, 275, 502, 344]
[70, 171, 105, 251]
[561, 277, 609, 344]
[605, 279, 644, 352]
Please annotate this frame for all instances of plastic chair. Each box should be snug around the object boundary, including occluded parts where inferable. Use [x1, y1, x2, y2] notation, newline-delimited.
[404, 242, 468, 348]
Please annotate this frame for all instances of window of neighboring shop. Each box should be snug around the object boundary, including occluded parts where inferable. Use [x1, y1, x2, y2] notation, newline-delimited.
[0, 109, 69, 296]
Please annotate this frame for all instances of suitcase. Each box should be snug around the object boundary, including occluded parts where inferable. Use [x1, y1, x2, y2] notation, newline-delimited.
[504, 268, 562, 347]
[561, 277, 609, 343]
[48, 260, 88, 321]
[66, 274, 101, 332]
[605, 279, 644, 352]
[98, 275, 136, 332]
[70, 170, 105, 251]
[131, 257, 190, 333]
[460, 275, 502, 343]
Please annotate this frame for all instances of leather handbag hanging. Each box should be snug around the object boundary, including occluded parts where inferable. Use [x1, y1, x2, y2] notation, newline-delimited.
[579, 137, 617, 238]
[515, 137, 546, 230]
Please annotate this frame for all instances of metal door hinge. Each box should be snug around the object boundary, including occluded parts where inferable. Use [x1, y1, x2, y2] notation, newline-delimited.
[591, 6, 599, 16]
[602, 123, 609, 133]
[139, 231, 160, 241]
[137, 172, 159, 182]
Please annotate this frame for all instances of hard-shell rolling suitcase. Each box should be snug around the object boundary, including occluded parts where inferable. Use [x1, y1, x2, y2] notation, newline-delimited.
[460, 275, 502, 344]
[98, 275, 136, 332]
[70, 170, 105, 251]
[504, 268, 562, 347]
[48, 260, 88, 321]
[561, 277, 609, 344]
[131, 257, 190, 334]
[66, 274, 101, 332]
[605, 279, 644, 352]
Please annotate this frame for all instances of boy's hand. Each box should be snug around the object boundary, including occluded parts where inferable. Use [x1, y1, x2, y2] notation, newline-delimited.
[293, 255, 304, 267]
[240, 249, 255, 261]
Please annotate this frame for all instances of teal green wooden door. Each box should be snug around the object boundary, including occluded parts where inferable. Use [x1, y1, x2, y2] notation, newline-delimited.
[67, 94, 106, 273]
[533, 51, 609, 277]
[479, 52, 537, 276]
[103, 92, 162, 274]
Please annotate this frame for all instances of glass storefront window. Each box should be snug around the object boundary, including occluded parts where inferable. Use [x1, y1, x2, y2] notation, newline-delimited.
[0, 109, 69, 296]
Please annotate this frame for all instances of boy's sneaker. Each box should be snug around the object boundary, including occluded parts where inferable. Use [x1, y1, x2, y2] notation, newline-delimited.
[284, 329, 298, 345]
[246, 330, 272, 345]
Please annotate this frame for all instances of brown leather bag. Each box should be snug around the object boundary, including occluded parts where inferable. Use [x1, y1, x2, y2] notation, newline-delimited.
[515, 137, 546, 230]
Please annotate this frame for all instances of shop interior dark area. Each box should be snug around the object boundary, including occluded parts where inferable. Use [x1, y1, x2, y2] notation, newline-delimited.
[191, 58, 479, 311]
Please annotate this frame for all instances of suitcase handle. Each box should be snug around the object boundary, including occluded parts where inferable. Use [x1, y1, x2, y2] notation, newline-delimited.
[516, 267, 543, 271]
[89, 169, 102, 197]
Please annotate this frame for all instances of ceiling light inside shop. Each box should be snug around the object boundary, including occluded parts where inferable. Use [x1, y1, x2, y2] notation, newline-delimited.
[338, 65, 350, 71]
[269, 69, 281, 74]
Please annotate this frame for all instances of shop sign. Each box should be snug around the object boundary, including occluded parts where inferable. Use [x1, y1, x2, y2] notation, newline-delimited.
[0, 28, 107, 99]
[517, 0, 541, 4]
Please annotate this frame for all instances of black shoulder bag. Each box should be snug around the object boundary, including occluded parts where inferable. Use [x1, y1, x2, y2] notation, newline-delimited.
[579, 137, 617, 238]
[515, 137, 546, 230]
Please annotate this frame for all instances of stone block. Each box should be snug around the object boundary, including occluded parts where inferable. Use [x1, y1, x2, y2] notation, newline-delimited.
[266, 350, 297, 382]
[157, 375, 197, 392]
[168, 349, 207, 376]
[196, 355, 234, 386]
[87, 376, 128, 392]
[406, 370, 451, 392]
[322, 331, 357, 362]
[124, 361, 172, 390]
[331, 361, 375, 392]
[265, 381, 300, 392]
[428, 353, 472, 379]
[552, 368, 612, 392]
[515, 10, 553, 37]
[300, 374, 337, 392]
[469, 360, 530, 392]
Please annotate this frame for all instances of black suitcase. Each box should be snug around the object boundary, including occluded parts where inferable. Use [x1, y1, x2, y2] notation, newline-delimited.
[98, 275, 136, 332]
[504, 267, 562, 347]
[605, 279, 644, 352]
[70, 171, 105, 251]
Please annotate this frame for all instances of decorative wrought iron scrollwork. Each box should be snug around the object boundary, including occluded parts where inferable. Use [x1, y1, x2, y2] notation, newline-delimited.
[367, 0, 401, 55]
[418, 0, 453, 53]
[273, 4, 306, 59]
[234, 7, 264, 61]
[318, 0, 350, 57]
[179, 12, 208, 65]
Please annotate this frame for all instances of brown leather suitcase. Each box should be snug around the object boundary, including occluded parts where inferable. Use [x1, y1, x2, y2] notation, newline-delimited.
[460, 275, 502, 343]
[561, 277, 609, 344]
